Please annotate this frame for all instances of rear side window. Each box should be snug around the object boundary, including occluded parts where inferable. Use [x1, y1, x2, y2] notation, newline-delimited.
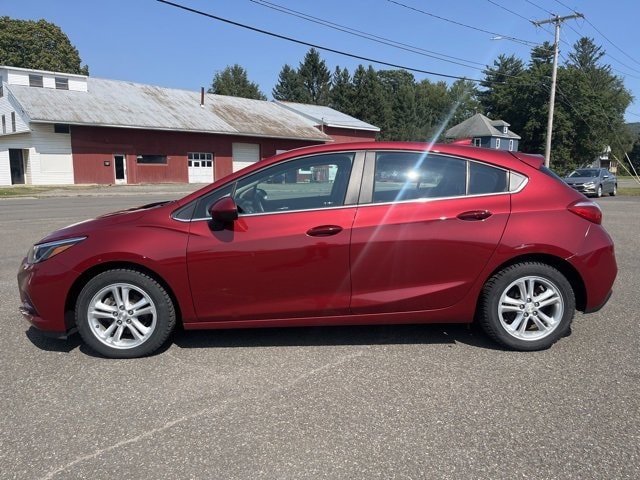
[468, 162, 508, 195]
[373, 152, 466, 203]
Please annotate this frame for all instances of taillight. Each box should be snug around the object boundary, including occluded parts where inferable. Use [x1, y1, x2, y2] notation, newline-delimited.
[567, 200, 602, 224]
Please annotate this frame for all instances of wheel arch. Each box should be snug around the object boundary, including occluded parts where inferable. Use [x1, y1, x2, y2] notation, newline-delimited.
[64, 261, 183, 332]
[478, 253, 587, 313]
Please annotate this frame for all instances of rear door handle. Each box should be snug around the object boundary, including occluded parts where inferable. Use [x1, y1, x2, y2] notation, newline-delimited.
[457, 210, 492, 221]
[306, 225, 343, 237]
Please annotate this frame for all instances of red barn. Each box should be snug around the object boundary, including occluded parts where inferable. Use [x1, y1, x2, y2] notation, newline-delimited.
[0, 66, 379, 186]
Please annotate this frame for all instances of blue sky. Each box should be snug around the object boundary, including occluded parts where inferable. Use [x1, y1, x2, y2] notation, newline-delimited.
[4, 0, 640, 122]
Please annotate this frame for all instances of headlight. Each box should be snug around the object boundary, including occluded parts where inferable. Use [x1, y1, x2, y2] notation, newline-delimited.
[584, 181, 595, 187]
[27, 237, 87, 264]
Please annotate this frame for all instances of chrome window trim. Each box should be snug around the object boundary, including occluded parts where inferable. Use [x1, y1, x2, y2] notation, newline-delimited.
[186, 203, 357, 223]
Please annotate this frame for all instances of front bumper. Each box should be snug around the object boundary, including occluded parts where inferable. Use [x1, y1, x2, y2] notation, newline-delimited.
[17, 256, 77, 336]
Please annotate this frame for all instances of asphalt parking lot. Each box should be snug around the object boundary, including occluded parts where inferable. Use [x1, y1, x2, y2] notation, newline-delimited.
[1, 192, 638, 479]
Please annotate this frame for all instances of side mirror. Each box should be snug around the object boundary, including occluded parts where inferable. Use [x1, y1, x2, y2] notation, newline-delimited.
[209, 196, 238, 223]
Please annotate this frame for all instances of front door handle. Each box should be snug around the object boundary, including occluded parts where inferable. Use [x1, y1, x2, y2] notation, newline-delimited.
[306, 225, 343, 237]
[457, 210, 492, 221]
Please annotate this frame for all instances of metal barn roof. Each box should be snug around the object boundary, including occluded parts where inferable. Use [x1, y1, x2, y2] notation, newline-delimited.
[273, 100, 380, 132]
[8, 77, 332, 141]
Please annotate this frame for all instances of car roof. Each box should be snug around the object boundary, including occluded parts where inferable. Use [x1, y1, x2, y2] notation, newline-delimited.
[177, 141, 541, 206]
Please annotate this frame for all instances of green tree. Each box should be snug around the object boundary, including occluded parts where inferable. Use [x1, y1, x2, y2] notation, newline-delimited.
[329, 66, 354, 113]
[479, 38, 632, 174]
[378, 70, 417, 140]
[479, 54, 526, 120]
[0, 17, 88, 74]
[446, 79, 480, 130]
[414, 79, 450, 141]
[350, 65, 390, 138]
[562, 38, 633, 169]
[208, 64, 266, 100]
[297, 48, 331, 105]
[272, 64, 306, 102]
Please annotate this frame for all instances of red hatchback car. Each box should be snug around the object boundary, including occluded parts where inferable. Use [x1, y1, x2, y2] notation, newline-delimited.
[18, 142, 616, 358]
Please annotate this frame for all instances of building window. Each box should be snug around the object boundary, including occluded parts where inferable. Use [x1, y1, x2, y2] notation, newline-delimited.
[188, 152, 213, 167]
[0, 85, 3, 98]
[508, 139, 514, 151]
[495, 138, 501, 149]
[54, 123, 70, 134]
[136, 154, 167, 165]
[1, 115, 5, 134]
[473, 138, 481, 147]
[503, 126, 508, 134]
[29, 75, 44, 88]
[55, 77, 69, 90]
[11, 112, 16, 132]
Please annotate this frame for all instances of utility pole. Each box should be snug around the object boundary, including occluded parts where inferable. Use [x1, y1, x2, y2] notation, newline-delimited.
[532, 13, 584, 168]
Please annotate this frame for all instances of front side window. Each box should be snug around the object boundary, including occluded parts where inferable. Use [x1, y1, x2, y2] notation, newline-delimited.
[187, 153, 354, 221]
[233, 153, 354, 215]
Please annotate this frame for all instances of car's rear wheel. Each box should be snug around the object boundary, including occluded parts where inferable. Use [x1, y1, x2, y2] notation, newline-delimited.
[610, 184, 617, 196]
[76, 269, 176, 358]
[478, 262, 575, 351]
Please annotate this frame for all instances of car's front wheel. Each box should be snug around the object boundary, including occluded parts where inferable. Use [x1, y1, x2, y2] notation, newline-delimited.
[478, 262, 575, 351]
[76, 269, 176, 358]
[610, 184, 617, 196]
[596, 185, 603, 197]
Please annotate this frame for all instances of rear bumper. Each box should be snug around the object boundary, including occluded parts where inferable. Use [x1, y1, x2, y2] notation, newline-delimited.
[569, 224, 617, 313]
[583, 289, 613, 314]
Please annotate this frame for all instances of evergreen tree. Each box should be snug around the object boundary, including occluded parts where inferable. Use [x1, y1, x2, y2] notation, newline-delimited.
[351, 65, 390, 138]
[378, 70, 417, 140]
[0, 16, 88, 74]
[297, 48, 331, 105]
[479, 38, 633, 174]
[415, 79, 451, 141]
[208, 64, 266, 100]
[329, 67, 354, 114]
[447, 79, 481, 130]
[272, 64, 306, 102]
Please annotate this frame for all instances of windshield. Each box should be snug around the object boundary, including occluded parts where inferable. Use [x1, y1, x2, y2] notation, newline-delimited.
[569, 169, 598, 178]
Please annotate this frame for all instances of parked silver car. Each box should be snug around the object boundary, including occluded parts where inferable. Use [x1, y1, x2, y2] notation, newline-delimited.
[564, 168, 617, 197]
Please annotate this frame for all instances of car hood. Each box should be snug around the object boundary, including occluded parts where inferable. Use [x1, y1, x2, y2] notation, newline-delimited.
[564, 176, 596, 183]
[36, 200, 175, 244]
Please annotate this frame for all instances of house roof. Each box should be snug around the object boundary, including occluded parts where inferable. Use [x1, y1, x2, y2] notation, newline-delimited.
[273, 100, 380, 132]
[7, 77, 333, 142]
[445, 113, 521, 140]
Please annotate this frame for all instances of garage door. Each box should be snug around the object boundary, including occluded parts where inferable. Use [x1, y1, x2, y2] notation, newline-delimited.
[232, 143, 260, 172]
[188, 152, 214, 183]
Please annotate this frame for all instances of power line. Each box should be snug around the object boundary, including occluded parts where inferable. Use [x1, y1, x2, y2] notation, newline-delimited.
[155, 0, 483, 81]
[581, 17, 640, 68]
[550, 0, 640, 69]
[485, 0, 532, 23]
[523, 0, 555, 16]
[248, 0, 486, 70]
[385, 0, 538, 47]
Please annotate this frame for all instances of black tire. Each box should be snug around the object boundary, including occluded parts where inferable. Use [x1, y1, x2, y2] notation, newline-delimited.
[596, 184, 603, 198]
[76, 269, 176, 358]
[609, 184, 617, 196]
[478, 262, 575, 351]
